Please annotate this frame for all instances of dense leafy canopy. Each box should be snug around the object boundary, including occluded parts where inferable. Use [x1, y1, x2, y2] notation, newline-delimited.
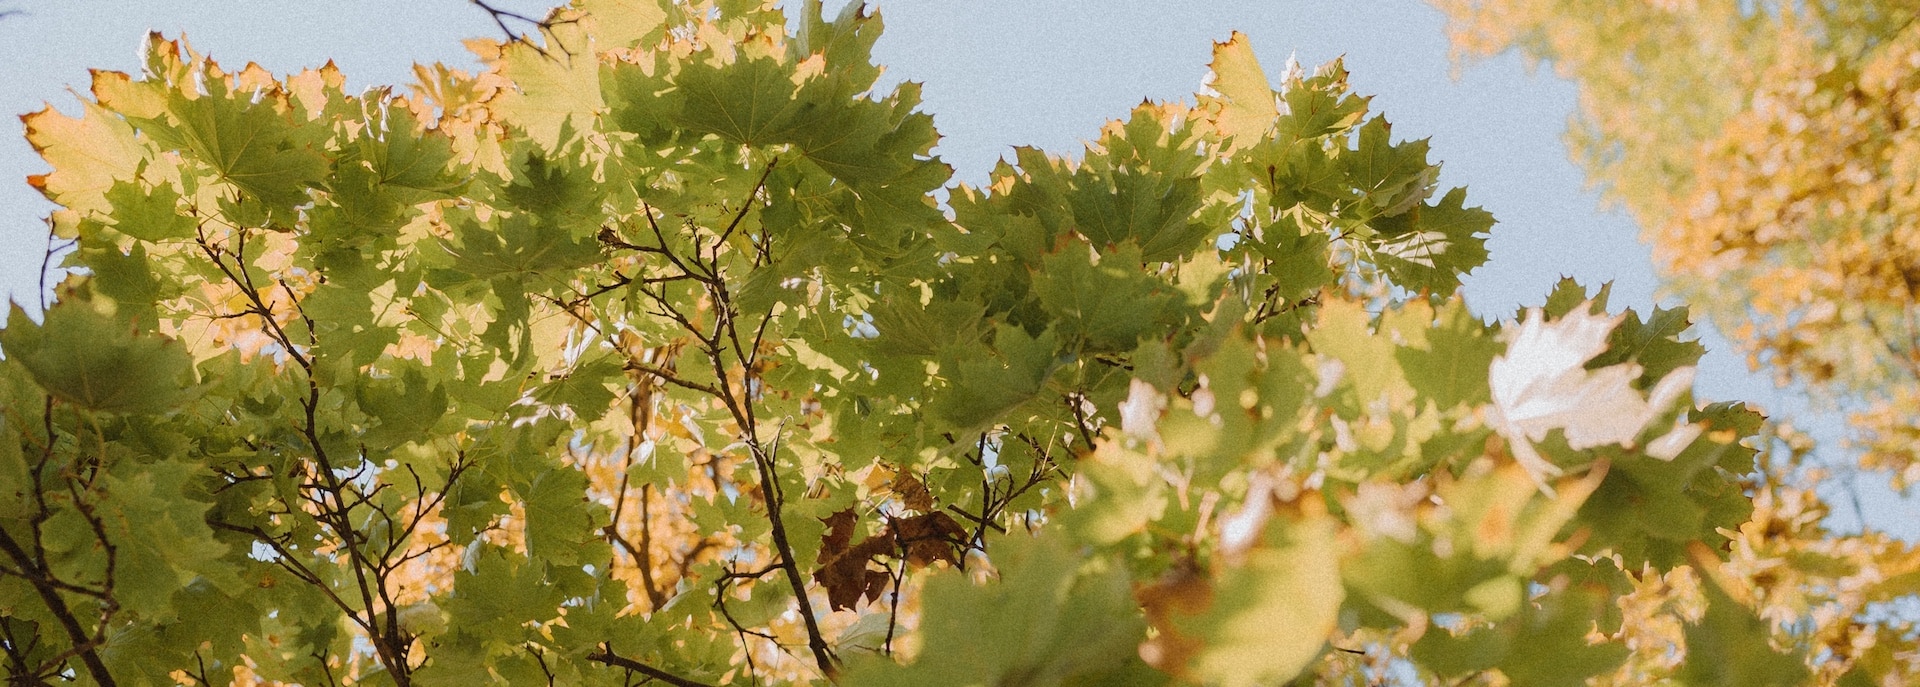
[0, 1, 1839, 685]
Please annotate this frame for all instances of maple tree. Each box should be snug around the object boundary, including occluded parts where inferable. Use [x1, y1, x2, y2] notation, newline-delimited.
[0, 0, 1874, 685]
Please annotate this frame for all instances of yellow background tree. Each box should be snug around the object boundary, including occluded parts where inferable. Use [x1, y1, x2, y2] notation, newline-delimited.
[1434, 2, 1920, 683]
[1432, 1, 1920, 480]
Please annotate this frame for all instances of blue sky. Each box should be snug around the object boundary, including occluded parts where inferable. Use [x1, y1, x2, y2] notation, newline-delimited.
[1, 0, 1911, 533]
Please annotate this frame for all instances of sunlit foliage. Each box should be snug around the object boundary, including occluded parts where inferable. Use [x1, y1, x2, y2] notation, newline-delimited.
[0, 1, 1836, 684]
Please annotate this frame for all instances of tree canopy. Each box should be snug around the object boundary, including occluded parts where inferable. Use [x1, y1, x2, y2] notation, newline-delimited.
[0, 0, 1893, 685]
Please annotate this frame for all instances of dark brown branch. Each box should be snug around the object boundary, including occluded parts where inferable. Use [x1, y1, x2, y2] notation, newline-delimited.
[1066, 392, 1097, 449]
[207, 521, 374, 635]
[635, 486, 665, 608]
[715, 161, 778, 250]
[586, 646, 717, 687]
[641, 203, 720, 285]
[197, 224, 423, 686]
[943, 504, 1007, 535]
[36, 218, 63, 313]
[631, 155, 837, 679]
[624, 360, 724, 397]
[467, 0, 570, 58]
[1, 617, 56, 686]
[0, 527, 115, 687]
[0, 562, 108, 600]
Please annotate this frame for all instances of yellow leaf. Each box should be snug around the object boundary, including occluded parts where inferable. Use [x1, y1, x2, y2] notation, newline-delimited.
[1202, 31, 1277, 152]
[89, 69, 165, 120]
[476, 11, 604, 149]
[1196, 510, 1341, 686]
[577, 0, 668, 50]
[24, 100, 143, 216]
[1153, 505, 1343, 687]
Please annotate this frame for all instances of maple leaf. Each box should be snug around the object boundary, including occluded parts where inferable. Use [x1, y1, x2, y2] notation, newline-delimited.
[0, 292, 197, 415]
[888, 472, 934, 513]
[812, 509, 966, 611]
[1487, 303, 1695, 490]
[1200, 31, 1278, 152]
[22, 100, 142, 216]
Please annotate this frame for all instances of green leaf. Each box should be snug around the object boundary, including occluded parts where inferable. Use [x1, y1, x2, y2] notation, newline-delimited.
[328, 105, 465, 227]
[1342, 116, 1438, 218]
[788, 80, 945, 193]
[1065, 108, 1214, 262]
[137, 87, 325, 210]
[1305, 298, 1405, 402]
[1679, 578, 1811, 686]
[0, 295, 196, 415]
[1412, 581, 1630, 686]
[791, 0, 883, 92]
[1396, 300, 1502, 408]
[515, 463, 600, 566]
[931, 324, 1059, 429]
[355, 365, 451, 449]
[442, 545, 568, 645]
[1033, 241, 1189, 355]
[442, 212, 603, 281]
[1540, 277, 1610, 319]
[868, 297, 987, 358]
[0, 412, 29, 520]
[1588, 302, 1707, 385]
[674, 56, 803, 146]
[1576, 401, 1756, 568]
[103, 179, 194, 242]
[1243, 222, 1335, 304]
[1059, 441, 1168, 545]
[604, 57, 680, 143]
[1370, 187, 1494, 294]
[531, 354, 621, 418]
[843, 530, 1145, 686]
[1274, 58, 1368, 142]
[102, 460, 236, 618]
[498, 144, 601, 230]
[83, 240, 167, 308]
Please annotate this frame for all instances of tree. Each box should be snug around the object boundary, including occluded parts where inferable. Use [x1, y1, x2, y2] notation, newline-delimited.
[1428, 1, 1920, 683]
[0, 0, 1841, 684]
[1428, 0, 1920, 482]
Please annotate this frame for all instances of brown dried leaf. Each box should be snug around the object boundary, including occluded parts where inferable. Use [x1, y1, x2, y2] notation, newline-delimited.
[892, 512, 967, 568]
[863, 570, 891, 603]
[810, 510, 968, 611]
[813, 509, 895, 611]
[890, 471, 935, 513]
[814, 553, 873, 611]
[819, 508, 857, 563]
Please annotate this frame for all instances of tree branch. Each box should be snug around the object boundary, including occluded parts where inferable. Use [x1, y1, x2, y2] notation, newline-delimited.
[586, 646, 717, 687]
[0, 526, 115, 687]
[624, 360, 724, 397]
